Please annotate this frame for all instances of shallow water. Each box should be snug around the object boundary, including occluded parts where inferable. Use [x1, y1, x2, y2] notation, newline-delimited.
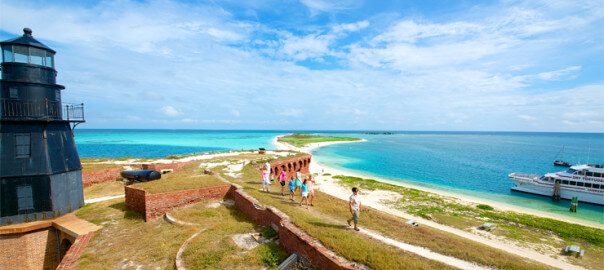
[74, 129, 604, 224]
[311, 132, 604, 225]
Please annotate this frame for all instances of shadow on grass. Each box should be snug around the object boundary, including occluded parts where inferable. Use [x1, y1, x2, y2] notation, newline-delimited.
[307, 221, 347, 230]
[108, 201, 144, 220]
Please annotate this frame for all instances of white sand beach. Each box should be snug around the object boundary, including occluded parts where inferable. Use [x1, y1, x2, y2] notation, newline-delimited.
[272, 134, 600, 270]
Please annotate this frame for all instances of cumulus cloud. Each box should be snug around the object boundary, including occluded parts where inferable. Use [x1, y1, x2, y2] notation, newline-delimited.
[161, 106, 181, 117]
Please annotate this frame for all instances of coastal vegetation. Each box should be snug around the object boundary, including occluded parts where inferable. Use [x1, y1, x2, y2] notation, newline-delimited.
[213, 161, 551, 270]
[332, 174, 604, 268]
[278, 133, 360, 147]
[77, 151, 599, 269]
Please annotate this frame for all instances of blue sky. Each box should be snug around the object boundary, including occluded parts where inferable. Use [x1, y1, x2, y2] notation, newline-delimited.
[1, 0, 603, 132]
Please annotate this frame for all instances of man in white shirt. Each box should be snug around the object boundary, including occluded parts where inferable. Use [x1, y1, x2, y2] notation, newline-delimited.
[347, 187, 361, 231]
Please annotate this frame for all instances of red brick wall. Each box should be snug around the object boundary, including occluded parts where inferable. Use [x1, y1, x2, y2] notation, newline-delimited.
[56, 231, 95, 270]
[142, 161, 193, 171]
[225, 185, 354, 270]
[124, 186, 146, 215]
[270, 154, 312, 180]
[82, 168, 121, 187]
[124, 185, 231, 221]
[144, 185, 231, 221]
[0, 228, 59, 270]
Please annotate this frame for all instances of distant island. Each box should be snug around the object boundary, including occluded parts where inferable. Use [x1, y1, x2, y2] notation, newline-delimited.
[362, 132, 395, 135]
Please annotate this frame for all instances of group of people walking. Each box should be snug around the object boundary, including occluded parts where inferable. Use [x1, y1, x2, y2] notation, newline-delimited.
[261, 162, 315, 209]
[261, 162, 362, 231]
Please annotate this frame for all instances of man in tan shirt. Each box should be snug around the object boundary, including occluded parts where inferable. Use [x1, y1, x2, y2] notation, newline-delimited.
[347, 187, 361, 231]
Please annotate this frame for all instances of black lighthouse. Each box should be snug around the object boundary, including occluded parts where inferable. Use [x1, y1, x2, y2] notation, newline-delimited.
[1, 28, 85, 225]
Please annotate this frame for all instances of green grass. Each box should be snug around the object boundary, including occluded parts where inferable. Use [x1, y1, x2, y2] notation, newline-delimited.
[278, 133, 361, 148]
[132, 161, 227, 194]
[82, 163, 123, 172]
[334, 174, 604, 247]
[169, 201, 288, 269]
[215, 163, 552, 270]
[480, 211, 604, 246]
[83, 180, 125, 200]
[75, 198, 198, 269]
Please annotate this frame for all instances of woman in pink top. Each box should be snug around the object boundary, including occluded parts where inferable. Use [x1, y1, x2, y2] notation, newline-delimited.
[279, 171, 287, 196]
[307, 175, 316, 206]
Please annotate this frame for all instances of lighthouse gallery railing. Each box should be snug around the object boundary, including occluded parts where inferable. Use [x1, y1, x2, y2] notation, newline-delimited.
[1, 98, 85, 122]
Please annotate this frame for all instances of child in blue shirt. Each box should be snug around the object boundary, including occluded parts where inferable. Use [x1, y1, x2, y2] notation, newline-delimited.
[288, 177, 295, 201]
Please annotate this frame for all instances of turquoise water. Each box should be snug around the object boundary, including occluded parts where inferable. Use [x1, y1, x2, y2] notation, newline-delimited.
[310, 132, 604, 225]
[74, 129, 604, 224]
[74, 129, 281, 158]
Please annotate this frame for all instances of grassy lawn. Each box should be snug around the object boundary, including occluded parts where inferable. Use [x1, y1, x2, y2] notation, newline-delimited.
[333, 175, 604, 270]
[278, 133, 361, 148]
[215, 162, 553, 270]
[169, 202, 288, 269]
[75, 198, 197, 269]
[82, 163, 123, 172]
[83, 180, 125, 200]
[131, 161, 227, 194]
[75, 197, 287, 269]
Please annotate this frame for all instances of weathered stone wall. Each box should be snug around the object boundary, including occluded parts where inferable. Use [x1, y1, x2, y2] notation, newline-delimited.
[270, 154, 312, 180]
[82, 168, 121, 187]
[0, 228, 59, 270]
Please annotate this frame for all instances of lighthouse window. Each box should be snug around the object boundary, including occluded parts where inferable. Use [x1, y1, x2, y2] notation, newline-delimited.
[17, 185, 34, 212]
[2, 45, 12, 62]
[15, 133, 31, 158]
[30, 48, 45, 66]
[13, 45, 29, 63]
[45, 54, 53, 68]
[9, 88, 18, 99]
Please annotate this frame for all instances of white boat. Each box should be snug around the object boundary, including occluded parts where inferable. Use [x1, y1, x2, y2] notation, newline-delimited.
[509, 164, 604, 205]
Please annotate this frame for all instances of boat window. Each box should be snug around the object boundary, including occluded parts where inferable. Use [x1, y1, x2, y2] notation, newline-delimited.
[566, 169, 577, 174]
[584, 183, 591, 188]
[594, 172, 602, 178]
[586, 171, 594, 177]
[562, 180, 569, 185]
[593, 184, 599, 189]
[570, 181, 576, 186]
[577, 182, 584, 187]
[578, 171, 586, 176]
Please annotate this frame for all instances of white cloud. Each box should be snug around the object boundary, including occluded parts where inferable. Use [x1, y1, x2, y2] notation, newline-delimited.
[518, 115, 537, 121]
[279, 108, 303, 117]
[161, 106, 181, 117]
[332, 21, 369, 33]
[231, 109, 241, 117]
[299, 0, 358, 14]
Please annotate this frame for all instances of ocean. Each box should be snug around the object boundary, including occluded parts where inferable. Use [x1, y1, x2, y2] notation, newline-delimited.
[310, 131, 604, 225]
[74, 129, 604, 224]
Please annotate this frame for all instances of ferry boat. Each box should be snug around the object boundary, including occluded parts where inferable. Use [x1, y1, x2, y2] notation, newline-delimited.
[509, 164, 604, 205]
